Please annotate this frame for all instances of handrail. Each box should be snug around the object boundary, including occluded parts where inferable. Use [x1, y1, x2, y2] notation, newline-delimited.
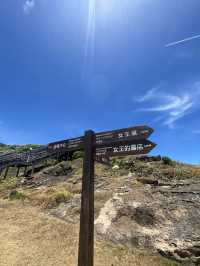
[0, 145, 64, 170]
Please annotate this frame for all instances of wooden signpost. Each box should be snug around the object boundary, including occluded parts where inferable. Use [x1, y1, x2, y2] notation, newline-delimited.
[48, 125, 156, 266]
[78, 131, 95, 266]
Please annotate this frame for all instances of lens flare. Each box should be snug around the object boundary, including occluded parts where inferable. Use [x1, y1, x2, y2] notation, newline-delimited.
[83, 0, 134, 80]
[83, 0, 96, 79]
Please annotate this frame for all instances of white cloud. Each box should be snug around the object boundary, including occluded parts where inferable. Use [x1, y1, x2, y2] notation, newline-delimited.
[136, 82, 200, 128]
[137, 87, 159, 103]
[23, 0, 35, 15]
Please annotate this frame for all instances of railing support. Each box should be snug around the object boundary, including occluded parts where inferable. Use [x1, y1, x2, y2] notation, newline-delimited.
[24, 166, 28, 177]
[16, 167, 20, 177]
[3, 167, 9, 180]
[31, 164, 35, 177]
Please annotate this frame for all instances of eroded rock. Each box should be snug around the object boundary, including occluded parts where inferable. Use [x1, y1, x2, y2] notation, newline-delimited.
[95, 183, 200, 263]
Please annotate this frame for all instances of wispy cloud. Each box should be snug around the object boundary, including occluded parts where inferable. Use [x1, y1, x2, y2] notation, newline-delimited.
[165, 34, 200, 47]
[137, 87, 159, 103]
[23, 0, 35, 15]
[136, 83, 200, 128]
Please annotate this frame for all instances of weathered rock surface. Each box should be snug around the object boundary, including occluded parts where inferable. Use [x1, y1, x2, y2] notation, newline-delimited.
[17, 157, 200, 264]
[23, 161, 73, 186]
[95, 182, 200, 264]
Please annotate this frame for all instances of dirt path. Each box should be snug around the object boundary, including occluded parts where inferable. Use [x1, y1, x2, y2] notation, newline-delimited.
[0, 199, 179, 266]
[0, 200, 79, 266]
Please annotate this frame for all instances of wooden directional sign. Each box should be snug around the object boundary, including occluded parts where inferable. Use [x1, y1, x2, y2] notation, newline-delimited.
[96, 139, 156, 157]
[48, 137, 84, 152]
[95, 125, 153, 146]
[48, 125, 154, 152]
[77, 127, 156, 266]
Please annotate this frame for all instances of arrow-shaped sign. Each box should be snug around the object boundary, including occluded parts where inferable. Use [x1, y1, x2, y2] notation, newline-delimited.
[96, 139, 156, 157]
[95, 125, 153, 146]
[48, 125, 154, 152]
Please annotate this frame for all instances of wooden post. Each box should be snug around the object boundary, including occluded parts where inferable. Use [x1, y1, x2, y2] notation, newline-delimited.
[78, 130, 95, 266]
[3, 167, 9, 179]
[24, 166, 27, 177]
[16, 167, 20, 177]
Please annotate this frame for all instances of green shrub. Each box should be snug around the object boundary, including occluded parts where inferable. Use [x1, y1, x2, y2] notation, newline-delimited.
[154, 155, 162, 161]
[0, 143, 6, 147]
[72, 151, 84, 160]
[162, 156, 174, 166]
[9, 190, 26, 201]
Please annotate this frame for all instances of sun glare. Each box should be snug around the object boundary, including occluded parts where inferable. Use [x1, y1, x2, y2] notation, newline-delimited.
[83, 0, 136, 78]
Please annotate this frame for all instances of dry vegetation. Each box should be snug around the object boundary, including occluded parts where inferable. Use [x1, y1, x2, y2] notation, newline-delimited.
[0, 199, 181, 266]
[113, 156, 200, 181]
[0, 156, 199, 265]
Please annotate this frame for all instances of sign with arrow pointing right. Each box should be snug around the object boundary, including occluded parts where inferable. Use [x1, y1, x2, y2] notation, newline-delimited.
[96, 139, 156, 157]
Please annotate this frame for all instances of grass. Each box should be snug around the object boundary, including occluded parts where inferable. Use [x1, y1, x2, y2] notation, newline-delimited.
[26, 187, 72, 209]
[0, 177, 21, 196]
[114, 156, 200, 180]
[0, 143, 41, 153]
[9, 190, 26, 201]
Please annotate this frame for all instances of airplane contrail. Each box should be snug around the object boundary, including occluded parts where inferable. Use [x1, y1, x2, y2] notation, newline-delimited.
[165, 34, 200, 47]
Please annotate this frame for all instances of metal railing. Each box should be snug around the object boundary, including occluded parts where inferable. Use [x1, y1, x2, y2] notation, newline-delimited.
[0, 146, 62, 170]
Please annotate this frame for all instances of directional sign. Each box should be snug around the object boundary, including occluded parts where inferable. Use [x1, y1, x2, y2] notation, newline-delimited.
[48, 137, 84, 152]
[78, 129, 156, 266]
[95, 125, 153, 147]
[48, 125, 154, 152]
[96, 139, 156, 157]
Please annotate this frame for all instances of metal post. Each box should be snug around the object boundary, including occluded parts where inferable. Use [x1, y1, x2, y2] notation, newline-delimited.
[3, 167, 9, 179]
[31, 164, 35, 177]
[24, 166, 27, 177]
[78, 130, 95, 266]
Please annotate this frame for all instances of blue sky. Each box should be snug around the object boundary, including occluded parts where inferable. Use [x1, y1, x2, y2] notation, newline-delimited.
[0, 0, 200, 164]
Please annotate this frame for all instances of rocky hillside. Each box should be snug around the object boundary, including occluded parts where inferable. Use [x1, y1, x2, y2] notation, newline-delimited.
[0, 143, 41, 153]
[0, 156, 200, 266]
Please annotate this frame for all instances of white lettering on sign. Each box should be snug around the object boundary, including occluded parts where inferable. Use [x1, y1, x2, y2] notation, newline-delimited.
[124, 145, 131, 151]
[113, 144, 144, 153]
[141, 130, 149, 134]
[118, 133, 124, 138]
[124, 131, 130, 137]
[137, 144, 143, 150]
[117, 130, 138, 139]
[131, 130, 137, 136]
[53, 143, 67, 150]
[119, 146, 124, 152]
[131, 144, 137, 151]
